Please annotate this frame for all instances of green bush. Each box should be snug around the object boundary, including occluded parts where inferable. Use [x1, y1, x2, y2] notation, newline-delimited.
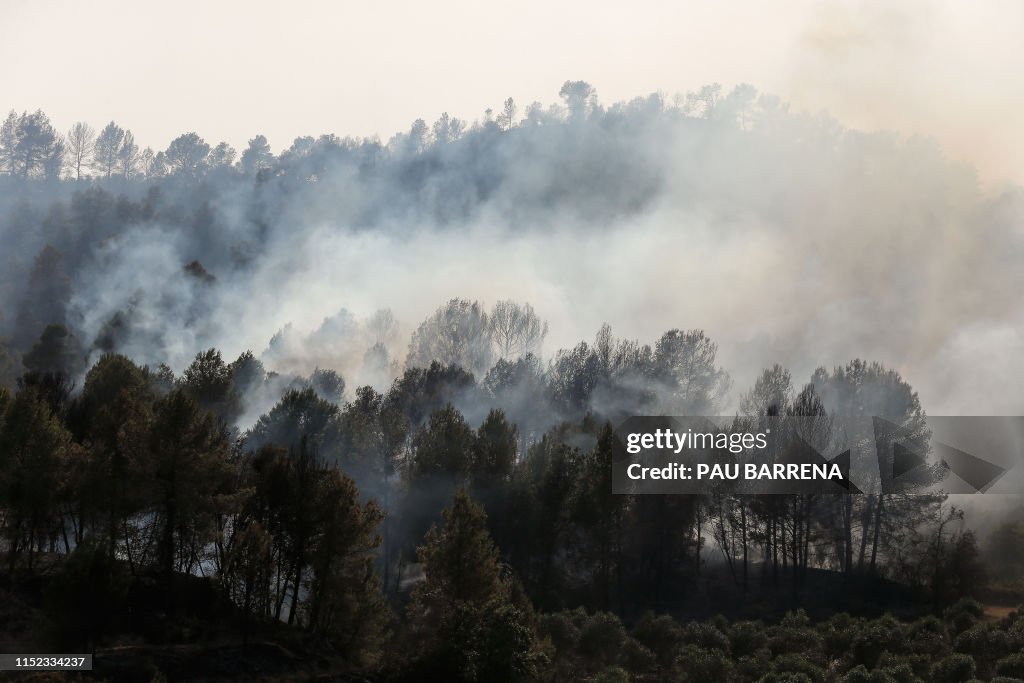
[852, 618, 902, 669]
[578, 612, 627, 668]
[908, 615, 945, 637]
[772, 653, 825, 683]
[758, 673, 813, 683]
[682, 620, 731, 653]
[943, 599, 984, 635]
[632, 612, 684, 669]
[537, 611, 580, 653]
[594, 666, 630, 683]
[878, 661, 922, 683]
[768, 610, 823, 659]
[954, 624, 1011, 677]
[730, 620, 768, 659]
[839, 665, 877, 683]
[822, 613, 860, 658]
[870, 655, 926, 683]
[735, 648, 773, 682]
[996, 652, 1024, 680]
[930, 653, 976, 683]
[674, 644, 734, 682]
[620, 637, 656, 674]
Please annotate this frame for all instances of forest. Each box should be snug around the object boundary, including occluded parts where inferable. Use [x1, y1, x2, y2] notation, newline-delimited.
[0, 82, 1023, 681]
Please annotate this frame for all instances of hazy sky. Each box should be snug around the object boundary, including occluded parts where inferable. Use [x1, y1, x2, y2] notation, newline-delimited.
[2, 0, 1022, 185]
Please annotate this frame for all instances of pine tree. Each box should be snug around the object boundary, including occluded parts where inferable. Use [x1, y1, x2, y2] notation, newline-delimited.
[407, 489, 540, 681]
[0, 387, 73, 569]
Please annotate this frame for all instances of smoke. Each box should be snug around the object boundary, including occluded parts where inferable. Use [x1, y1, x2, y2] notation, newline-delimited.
[786, 0, 1024, 188]
[1, 85, 1022, 425]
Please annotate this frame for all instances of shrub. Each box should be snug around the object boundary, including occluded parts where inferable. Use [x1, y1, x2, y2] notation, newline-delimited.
[594, 666, 630, 683]
[822, 613, 861, 659]
[772, 653, 825, 683]
[730, 620, 768, 659]
[620, 637, 656, 674]
[954, 624, 1011, 677]
[735, 648, 773, 681]
[839, 666, 876, 683]
[930, 653, 976, 683]
[879, 652, 932, 681]
[674, 644, 734, 682]
[537, 611, 580, 654]
[708, 613, 730, 634]
[767, 609, 823, 660]
[578, 612, 627, 669]
[996, 652, 1024, 680]
[632, 612, 684, 669]
[873, 654, 926, 683]
[758, 673, 814, 683]
[682, 620, 731, 653]
[879, 661, 922, 683]
[852, 619, 902, 669]
[943, 599, 984, 635]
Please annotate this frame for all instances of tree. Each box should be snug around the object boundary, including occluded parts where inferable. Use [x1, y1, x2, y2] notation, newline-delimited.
[489, 300, 547, 360]
[165, 132, 210, 177]
[547, 341, 604, 416]
[208, 141, 236, 169]
[383, 361, 477, 430]
[684, 83, 723, 118]
[366, 308, 399, 346]
[240, 134, 273, 174]
[986, 509, 1024, 582]
[482, 353, 548, 449]
[228, 349, 266, 396]
[559, 81, 597, 119]
[94, 121, 125, 178]
[741, 364, 793, 417]
[220, 519, 272, 642]
[0, 111, 15, 172]
[812, 360, 936, 575]
[410, 404, 477, 479]
[407, 489, 539, 681]
[0, 386, 73, 569]
[408, 298, 494, 376]
[304, 468, 388, 664]
[471, 409, 517, 486]
[15, 245, 72, 349]
[0, 338, 20, 388]
[0, 110, 64, 179]
[65, 122, 95, 180]
[509, 437, 577, 607]
[148, 389, 233, 580]
[571, 423, 631, 611]
[22, 324, 81, 378]
[501, 97, 518, 131]
[180, 348, 240, 424]
[308, 367, 345, 404]
[720, 83, 759, 129]
[136, 146, 155, 177]
[247, 387, 339, 451]
[405, 119, 430, 154]
[116, 130, 140, 178]
[72, 354, 155, 563]
[651, 329, 730, 414]
[432, 113, 466, 144]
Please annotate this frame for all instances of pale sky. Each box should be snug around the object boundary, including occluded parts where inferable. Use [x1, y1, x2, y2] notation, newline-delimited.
[2, 0, 1022, 185]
